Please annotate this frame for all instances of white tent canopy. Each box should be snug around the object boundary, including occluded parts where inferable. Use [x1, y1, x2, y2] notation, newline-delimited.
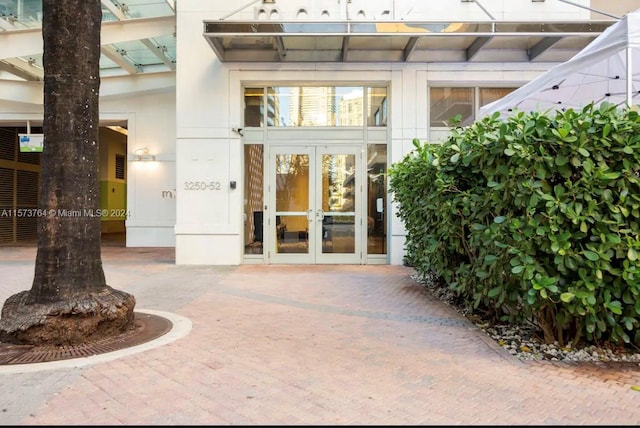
[479, 9, 640, 118]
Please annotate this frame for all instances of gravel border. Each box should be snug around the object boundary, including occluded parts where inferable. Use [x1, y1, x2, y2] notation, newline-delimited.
[411, 273, 640, 363]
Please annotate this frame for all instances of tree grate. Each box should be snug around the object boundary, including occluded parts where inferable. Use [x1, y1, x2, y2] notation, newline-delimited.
[0, 312, 172, 365]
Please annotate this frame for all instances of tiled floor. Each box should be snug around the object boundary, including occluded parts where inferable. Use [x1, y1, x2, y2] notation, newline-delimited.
[0, 244, 638, 425]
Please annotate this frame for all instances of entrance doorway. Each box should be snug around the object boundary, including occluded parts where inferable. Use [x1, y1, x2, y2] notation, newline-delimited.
[267, 144, 362, 264]
[0, 124, 128, 247]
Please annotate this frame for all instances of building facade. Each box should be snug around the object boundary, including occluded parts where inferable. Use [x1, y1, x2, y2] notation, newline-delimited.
[1, 0, 638, 265]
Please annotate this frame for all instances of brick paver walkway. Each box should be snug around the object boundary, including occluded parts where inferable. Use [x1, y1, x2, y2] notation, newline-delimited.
[0, 245, 638, 425]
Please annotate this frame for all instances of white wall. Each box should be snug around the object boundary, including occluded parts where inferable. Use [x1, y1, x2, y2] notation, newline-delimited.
[175, 0, 596, 265]
[174, 3, 242, 264]
[102, 90, 177, 247]
[0, 0, 607, 263]
[0, 78, 177, 248]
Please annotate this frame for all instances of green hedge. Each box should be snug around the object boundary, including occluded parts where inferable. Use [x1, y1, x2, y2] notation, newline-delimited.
[389, 103, 640, 347]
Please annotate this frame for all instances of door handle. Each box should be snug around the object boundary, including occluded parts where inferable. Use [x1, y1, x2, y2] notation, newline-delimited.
[316, 209, 325, 221]
[307, 209, 314, 221]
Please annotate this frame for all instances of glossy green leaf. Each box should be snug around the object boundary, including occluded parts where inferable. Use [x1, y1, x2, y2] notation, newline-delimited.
[605, 301, 623, 315]
[578, 147, 590, 157]
[560, 292, 575, 303]
[583, 250, 599, 261]
[488, 286, 502, 298]
[555, 155, 568, 166]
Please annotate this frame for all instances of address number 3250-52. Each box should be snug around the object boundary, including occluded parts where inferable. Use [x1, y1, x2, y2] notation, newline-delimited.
[183, 181, 222, 191]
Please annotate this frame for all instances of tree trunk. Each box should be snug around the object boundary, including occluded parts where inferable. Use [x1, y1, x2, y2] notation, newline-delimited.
[0, 0, 135, 346]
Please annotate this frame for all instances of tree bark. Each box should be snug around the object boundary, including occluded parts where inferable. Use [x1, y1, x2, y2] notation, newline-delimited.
[0, 0, 135, 346]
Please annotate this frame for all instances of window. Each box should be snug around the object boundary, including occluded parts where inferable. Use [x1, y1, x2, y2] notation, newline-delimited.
[244, 88, 264, 127]
[243, 144, 264, 255]
[367, 144, 387, 255]
[244, 86, 387, 128]
[430, 87, 515, 128]
[479, 88, 515, 108]
[430, 87, 474, 127]
[367, 87, 388, 127]
[269, 86, 357, 127]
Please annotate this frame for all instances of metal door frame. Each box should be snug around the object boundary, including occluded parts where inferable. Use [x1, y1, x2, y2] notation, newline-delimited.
[266, 143, 363, 264]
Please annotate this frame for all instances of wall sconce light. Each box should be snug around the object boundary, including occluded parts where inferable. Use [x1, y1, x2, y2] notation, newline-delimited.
[134, 147, 156, 161]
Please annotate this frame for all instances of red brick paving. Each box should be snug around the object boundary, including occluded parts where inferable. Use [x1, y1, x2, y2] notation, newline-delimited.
[0, 247, 639, 425]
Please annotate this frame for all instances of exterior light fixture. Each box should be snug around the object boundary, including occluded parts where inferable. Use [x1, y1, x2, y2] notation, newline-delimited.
[134, 147, 156, 161]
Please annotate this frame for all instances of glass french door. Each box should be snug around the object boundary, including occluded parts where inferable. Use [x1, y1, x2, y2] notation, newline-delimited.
[268, 145, 362, 264]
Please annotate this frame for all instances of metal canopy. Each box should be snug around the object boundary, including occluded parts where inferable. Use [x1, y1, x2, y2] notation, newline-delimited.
[203, 20, 617, 63]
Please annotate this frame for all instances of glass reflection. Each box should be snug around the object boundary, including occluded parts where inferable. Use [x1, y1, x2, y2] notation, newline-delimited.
[322, 154, 355, 213]
[479, 87, 515, 107]
[368, 87, 388, 127]
[244, 87, 264, 127]
[321, 215, 355, 254]
[243, 145, 264, 255]
[267, 86, 363, 127]
[430, 87, 474, 127]
[321, 153, 356, 254]
[367, 144, 387, 255]
[245, 86, 389, 128]
[275, 154, 309, 254]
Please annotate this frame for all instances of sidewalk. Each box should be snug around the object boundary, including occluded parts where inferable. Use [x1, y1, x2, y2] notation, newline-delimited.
[0, 244, 639, 425]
